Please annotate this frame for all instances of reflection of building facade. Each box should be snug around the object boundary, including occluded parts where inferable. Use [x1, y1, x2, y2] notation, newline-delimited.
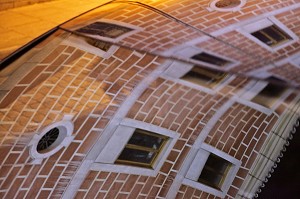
[0, 0, 300, 198]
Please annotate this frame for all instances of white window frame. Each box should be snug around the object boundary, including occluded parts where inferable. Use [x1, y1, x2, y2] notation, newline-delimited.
[238, 16, 298, 52]
[93, 119, 179, 176]
[162, 60, 233, 94]
[183, 143, 241, 198]
[172, 46, 239, 70]
[235, 80, 291, 115]
[64, 19, 142, 58]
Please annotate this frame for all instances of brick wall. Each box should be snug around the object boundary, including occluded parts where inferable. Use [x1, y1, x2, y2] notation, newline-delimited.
[63, 1, 300, 81]
[0, 31, 165, 198]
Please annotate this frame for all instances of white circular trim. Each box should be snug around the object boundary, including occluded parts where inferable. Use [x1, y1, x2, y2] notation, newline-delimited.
[209, 0, 247, 12]
[28, 120, 74, 164]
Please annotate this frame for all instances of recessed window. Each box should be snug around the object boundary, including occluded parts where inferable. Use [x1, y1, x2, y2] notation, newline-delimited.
[76, 22, 133, 39]
[94, 120, 179, 176]
[239, 17, 298, 51]
[181, 66, 228, 88]
[116, 129, 169, 168]
[183, 144, 241, 198]
[251, 82, 286, 108]
[251, 25, 292, 47]
[198, 154, 232, 190]
[191, 52, 231, 67]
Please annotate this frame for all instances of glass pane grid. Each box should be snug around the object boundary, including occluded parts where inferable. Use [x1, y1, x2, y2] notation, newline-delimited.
[116, 129, 169, 168]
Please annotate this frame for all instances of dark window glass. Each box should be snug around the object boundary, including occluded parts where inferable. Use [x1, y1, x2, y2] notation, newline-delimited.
[37, 127, 59, 152]
[116, 129, 169, 168]
[128, 129, 165, 149]
[198, 154, 231, 189]
[191, 52, 230, 66]
[117, 148, 156, 164]
[182, 66, 227, 88]
[76, 22, 133, 39]
[251, 25, 291, 47]
[251, 83, 286, 108]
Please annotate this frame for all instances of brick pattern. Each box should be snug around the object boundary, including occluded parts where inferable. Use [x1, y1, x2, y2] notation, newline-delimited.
[0, 35, 164, 198]
[65, 1, 300, 82]
[270, 64, 300, 85]
[204, 103, 280, 198]
[76, 77, 232, 199]
[176, 184, 221, 199]
[75, 72, 297, 199]
[66, 3, 203, 54]
[146, 0, 298, 33]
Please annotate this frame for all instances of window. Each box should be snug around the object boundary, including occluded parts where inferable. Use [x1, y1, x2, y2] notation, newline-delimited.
[37, 127, 60, 153]
[183, 144, 241, 197]
[191, 52, 231, 67]
[209, 0, 246, 12]
[251, 25, 291, 47]
[198, 154, 232, 190]
[251, 82, 286, 108]
[28, 116, 74, 164]
[181, 66, 228, 88]
[76, 22, 133, 39]
[115, 129, 169, 168]
[239, 17, 298, 51]
[94, 119, 179, 176]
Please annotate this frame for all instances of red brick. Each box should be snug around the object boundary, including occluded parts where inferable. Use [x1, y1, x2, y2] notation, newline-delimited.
[5, 177, 24, 198]
[1, 167, 21, 189]
[41, 45, 67, 64]
[22, 166, 41, 188]
[75, 117, 98, 140]
[65, 49, 85, 65]
[44, 166, 64, 188]
[106, 182, 123, 198]
[85, 181, 104, 198]
[25, 178, 46, 199]
[59, 142, 80, 162]
[19, 65, 46, 84]
[0, 86, 26, 108]
[80, 171, 99, 189]
[101, 173, 118, 191]
[24, 73, 51, 93]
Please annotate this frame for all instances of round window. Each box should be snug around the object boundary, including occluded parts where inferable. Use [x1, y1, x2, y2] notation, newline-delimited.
[28, 119, 74, 164]
[215, 0, 241, 8]
[37, 127, 60, 153]
[209, 0, 246, 12]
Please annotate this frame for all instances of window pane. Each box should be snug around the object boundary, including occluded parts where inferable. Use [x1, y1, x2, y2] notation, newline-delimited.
[251, 25, 291, 47]
[191, 52, 230, 66]
[76, 22, 133, 38]
[198, 154, 232, 189]
[252, 83, 286, 107]
[128, 129, 166, 150]
[117, 147, 156, 164]
[251, 30, 274, 46]
[198, 168, 223, 189]
[264, 26, 286, 43]
[182, 67, 227, 87]
[205, 154, 230, 174]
